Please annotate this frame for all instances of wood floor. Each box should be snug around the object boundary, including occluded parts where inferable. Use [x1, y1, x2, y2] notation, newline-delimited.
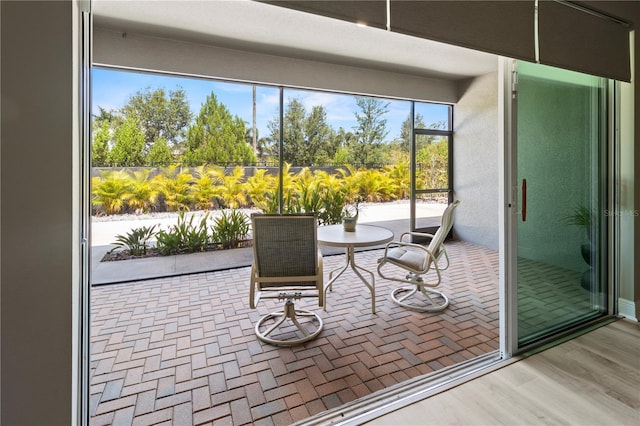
[366, 319, 640, 426]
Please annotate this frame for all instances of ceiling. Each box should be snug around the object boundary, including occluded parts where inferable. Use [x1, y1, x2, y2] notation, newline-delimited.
[92, 0, 498, 81]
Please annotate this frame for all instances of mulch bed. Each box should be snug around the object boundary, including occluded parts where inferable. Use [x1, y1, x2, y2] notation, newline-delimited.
[101, 240, 253, 262]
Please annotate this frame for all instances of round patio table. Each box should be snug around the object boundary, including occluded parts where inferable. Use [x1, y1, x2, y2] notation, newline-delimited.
[317, 224, 394, 314]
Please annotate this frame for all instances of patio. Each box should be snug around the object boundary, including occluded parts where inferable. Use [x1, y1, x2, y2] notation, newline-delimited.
[89, 240, 499, 425]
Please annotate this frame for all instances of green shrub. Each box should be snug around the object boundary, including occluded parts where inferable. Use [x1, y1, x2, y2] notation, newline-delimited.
[154, 165, 193, 212]
[155, 228, 183, 256]
[125, 169, 158, 213]
[155, 211, 210, 255]
[211, 209, 250, 249]
[112, 225, 157, 256]
[92, 170, 131, 215]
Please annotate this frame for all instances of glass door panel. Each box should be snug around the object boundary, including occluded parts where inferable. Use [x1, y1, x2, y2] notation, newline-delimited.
[516, 61, 607, 346]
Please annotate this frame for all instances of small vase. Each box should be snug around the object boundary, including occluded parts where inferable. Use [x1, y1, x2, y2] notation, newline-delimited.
[342, 216, 357, 232]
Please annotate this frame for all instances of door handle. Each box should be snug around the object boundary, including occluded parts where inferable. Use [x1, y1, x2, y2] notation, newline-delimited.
[522, 179, 527, 222]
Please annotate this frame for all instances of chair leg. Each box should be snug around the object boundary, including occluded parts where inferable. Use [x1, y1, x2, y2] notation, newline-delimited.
[391, 284, 450, 312]
[255, 299, 324, 346]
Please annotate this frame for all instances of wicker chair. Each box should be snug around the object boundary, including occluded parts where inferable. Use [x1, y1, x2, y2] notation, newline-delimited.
[249, 214, 324, 346]
[377, 200, 460, 312]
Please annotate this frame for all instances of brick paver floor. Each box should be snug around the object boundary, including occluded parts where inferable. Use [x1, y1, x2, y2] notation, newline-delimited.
[90, 241, 499, 425]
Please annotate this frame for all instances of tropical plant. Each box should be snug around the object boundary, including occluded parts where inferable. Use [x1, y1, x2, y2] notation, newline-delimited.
[125, 169, 158, 214]
[191, 164, 217, 210]
[561, 203, 594, 240]
[336, 165, 362, 203]
[112, 225, 157, 256]
[245, 168, 277, 211]
[320, 180, 348, 225]
[291, 167, 323, 214]
[155, 211, 210, 255]
[154, 165, 193, 211]
[91, 170, 131, 215]
[416, 138, 449, 191]
[384, 162, 410, 200]
[356, 168, 394, 202]
[180, 212, 210, 252]
[212, 166, 248, 209]
[211, 209, 250, 249]
[155, 228, 183, 256]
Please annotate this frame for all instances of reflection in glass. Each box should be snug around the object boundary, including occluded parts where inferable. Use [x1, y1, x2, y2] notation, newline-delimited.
[516, 62, 607, 346]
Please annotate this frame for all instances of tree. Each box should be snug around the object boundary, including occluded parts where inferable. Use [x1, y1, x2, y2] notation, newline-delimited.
[351, 97, 390, 165]
[399, 112, 426, 153]
[147, 137, 174, 166]
[182, 92, 256, 166]
[416, 138, 449, 190]
[92, 120, 111, 167]
[281, 98, 306, 164]
[121, 86, 191, 152]
[109, 117, 145, 166]
[266, 99, 336, 166]
[304, 105, 334, 165]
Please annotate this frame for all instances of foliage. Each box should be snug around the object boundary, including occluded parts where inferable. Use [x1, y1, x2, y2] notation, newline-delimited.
[91, 170, 131, 215]
[398, 113, 425, 153]
[561, 204, 593, 241]
[245, 169, 277, 211]
[304, 105, 336, 164]
[191, 165, 217, 210]
[112, 225, 156, 256]
[182, 92, 256, 166]
[92, 120, 111, 167]
[211, 166, 248, 209]
[155, 211, 210, 255]
[266, 99, 337, 166]
[120, 86, 192, 151]
[91, 161, 447, 218]
[350, 97, 390, 165]
[125, 169, 158, 214]
[109, 117, 146, 167]
[211, 209, 250, 249]
[384, 162, 410, 200]
[147, 137, 174, 166]
[290, 168, 321, 214]
[416, 137, 449, 190]
[154, 165, 193, 212]
[320, 184, 348, 225]
[154, 227, 183, 256]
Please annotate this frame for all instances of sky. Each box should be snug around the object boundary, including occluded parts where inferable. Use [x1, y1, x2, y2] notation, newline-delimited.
[92, 67, 449, 142]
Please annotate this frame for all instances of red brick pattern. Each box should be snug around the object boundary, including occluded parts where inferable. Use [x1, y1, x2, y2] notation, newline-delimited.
[91, 241, 499, 425]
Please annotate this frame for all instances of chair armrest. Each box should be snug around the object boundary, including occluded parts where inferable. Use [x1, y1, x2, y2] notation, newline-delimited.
[380, 239, 440, 274]
[381, 239, 435, 259]
[399, 231, 436, 242]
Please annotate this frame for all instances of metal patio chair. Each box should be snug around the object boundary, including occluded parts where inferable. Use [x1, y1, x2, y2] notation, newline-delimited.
[377, 200, 460, 312]
[249, 214, 324, 346]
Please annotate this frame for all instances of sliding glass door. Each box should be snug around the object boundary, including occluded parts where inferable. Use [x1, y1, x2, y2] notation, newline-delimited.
[513, 61, 608, 347]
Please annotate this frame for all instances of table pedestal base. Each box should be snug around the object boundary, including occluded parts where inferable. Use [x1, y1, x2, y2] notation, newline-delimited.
[324, 247, 376, 314]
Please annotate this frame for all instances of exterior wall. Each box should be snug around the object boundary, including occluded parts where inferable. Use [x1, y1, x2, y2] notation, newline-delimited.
[453, 71, 500, 250]
[1, 1, 77, 424]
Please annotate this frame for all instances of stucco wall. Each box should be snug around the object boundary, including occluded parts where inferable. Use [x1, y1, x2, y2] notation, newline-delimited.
[453, 71, 500, 250]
